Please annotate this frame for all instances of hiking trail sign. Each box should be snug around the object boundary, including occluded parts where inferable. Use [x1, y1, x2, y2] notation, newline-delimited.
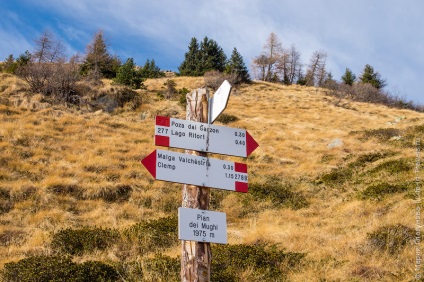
[155, 116, 259, 157]
[141, 149, 248, 192]
[178, 207, 227, 244]
[139, 81, 259, 281]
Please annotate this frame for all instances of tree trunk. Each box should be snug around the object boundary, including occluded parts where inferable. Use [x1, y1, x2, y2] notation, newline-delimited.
[181, 87, 211, 282]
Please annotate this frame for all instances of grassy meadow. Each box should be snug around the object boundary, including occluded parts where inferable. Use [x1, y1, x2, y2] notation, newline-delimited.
[0, 73, 423, 281]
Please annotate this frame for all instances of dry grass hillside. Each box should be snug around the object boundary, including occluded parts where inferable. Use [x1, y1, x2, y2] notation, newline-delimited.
[0, 73, 423, 281]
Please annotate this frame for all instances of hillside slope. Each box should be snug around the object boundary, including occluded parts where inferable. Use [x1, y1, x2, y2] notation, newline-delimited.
[0, 74, 423, 281]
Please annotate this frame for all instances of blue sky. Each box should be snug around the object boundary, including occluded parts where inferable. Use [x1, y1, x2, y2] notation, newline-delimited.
[1, 0, 423, 104]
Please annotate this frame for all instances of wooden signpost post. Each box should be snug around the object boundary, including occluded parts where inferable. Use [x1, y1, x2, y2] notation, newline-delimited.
[140, 81, 259, 282]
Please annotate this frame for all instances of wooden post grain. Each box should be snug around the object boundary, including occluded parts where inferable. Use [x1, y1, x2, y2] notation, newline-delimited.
[181, 88, 211, 282]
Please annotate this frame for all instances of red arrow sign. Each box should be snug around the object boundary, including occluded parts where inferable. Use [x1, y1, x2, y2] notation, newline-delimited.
[154, 116, 259, 157]
[141, 149, 248, 192]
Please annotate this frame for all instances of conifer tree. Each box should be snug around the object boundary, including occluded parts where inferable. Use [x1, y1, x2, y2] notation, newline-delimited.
[179, 37, 226, 76]
[81, 31, 120, 79]
[359, 64, 387, 89]
[140, 59, 164, 78]
[178, 38, 200, 76]
[114, 58, 143, 89]
[225, 48, 250, 83]
[199, 37, 226, 74]
[341, 68, 356, 86]
[3, 55, 17, 73]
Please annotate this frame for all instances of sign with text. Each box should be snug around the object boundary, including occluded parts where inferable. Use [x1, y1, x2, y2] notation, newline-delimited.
[155, 116, 259, 157]
[141, 149, 248, 192]
[178, 207, 227, 244]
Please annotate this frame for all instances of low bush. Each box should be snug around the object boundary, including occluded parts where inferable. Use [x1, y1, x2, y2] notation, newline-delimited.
[359, 182, 410, 200]
[124, 215, 178, 253]
[51, 227, 119, 255]
[212, 243, 305, 281]
[215, 113, 239, 124]
[351, 151, 396, 167]
[204, 70, 237, 91]
[1, 256, 119, 282]
[318, 152, 396, 186]
[141, 254, 180, 281]
[77, 260, 120, 282]
[115, 254, 180, 281]
[249, 180, 309, 210]
[368, 159, 412, 175]
[360, 128, 401, 142]
[177, 87, 190, 108]
[367, 224, 414, 254]
[113, 87, 141, 108]
[318, 167, 353, 186]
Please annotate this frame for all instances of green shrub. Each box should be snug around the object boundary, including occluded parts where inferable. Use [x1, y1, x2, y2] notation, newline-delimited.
[212, 243, 305, 281]
[2, 256, 76, 282]
[367, 224, 414, 254]
[318, 167, 353, 186]
[399, 124, 424, 148]
[361, 128, 401, 141]
[318, 152, 397, 186]
[113, 87, 142, 108]
[368, 159, 412, 174]
[215, 113, 239, 124]
[360, 182, 410, 200]
[51, 227, 119, 255]
[350, 151, 396, 168]
[116, 254, 179, 282]
[141, 254, 180, 281]
[124, 215, 178, 252]
[177, 87, 190, 108]
[249, 180, 309, 210]
[77, 261, 119, 282]
[1, 256, 119, 282]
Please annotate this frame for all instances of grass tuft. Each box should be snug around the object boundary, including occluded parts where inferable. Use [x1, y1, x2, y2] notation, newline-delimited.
[366, 224, 414, 254]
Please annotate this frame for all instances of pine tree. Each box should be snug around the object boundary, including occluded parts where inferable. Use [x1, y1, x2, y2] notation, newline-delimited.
[3, 55, 17, 73]
[179, 37, 227, 76]
[341, 68, 356, 86]
[82, 31, 120, 79]
[140, 59, 164, 78]
[199, 37, 226, 74]
[114, 58, 143, 89]
[178, 38, 200, 76]
[359, 64, 387, 89]
[225, 48, 250, 83]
